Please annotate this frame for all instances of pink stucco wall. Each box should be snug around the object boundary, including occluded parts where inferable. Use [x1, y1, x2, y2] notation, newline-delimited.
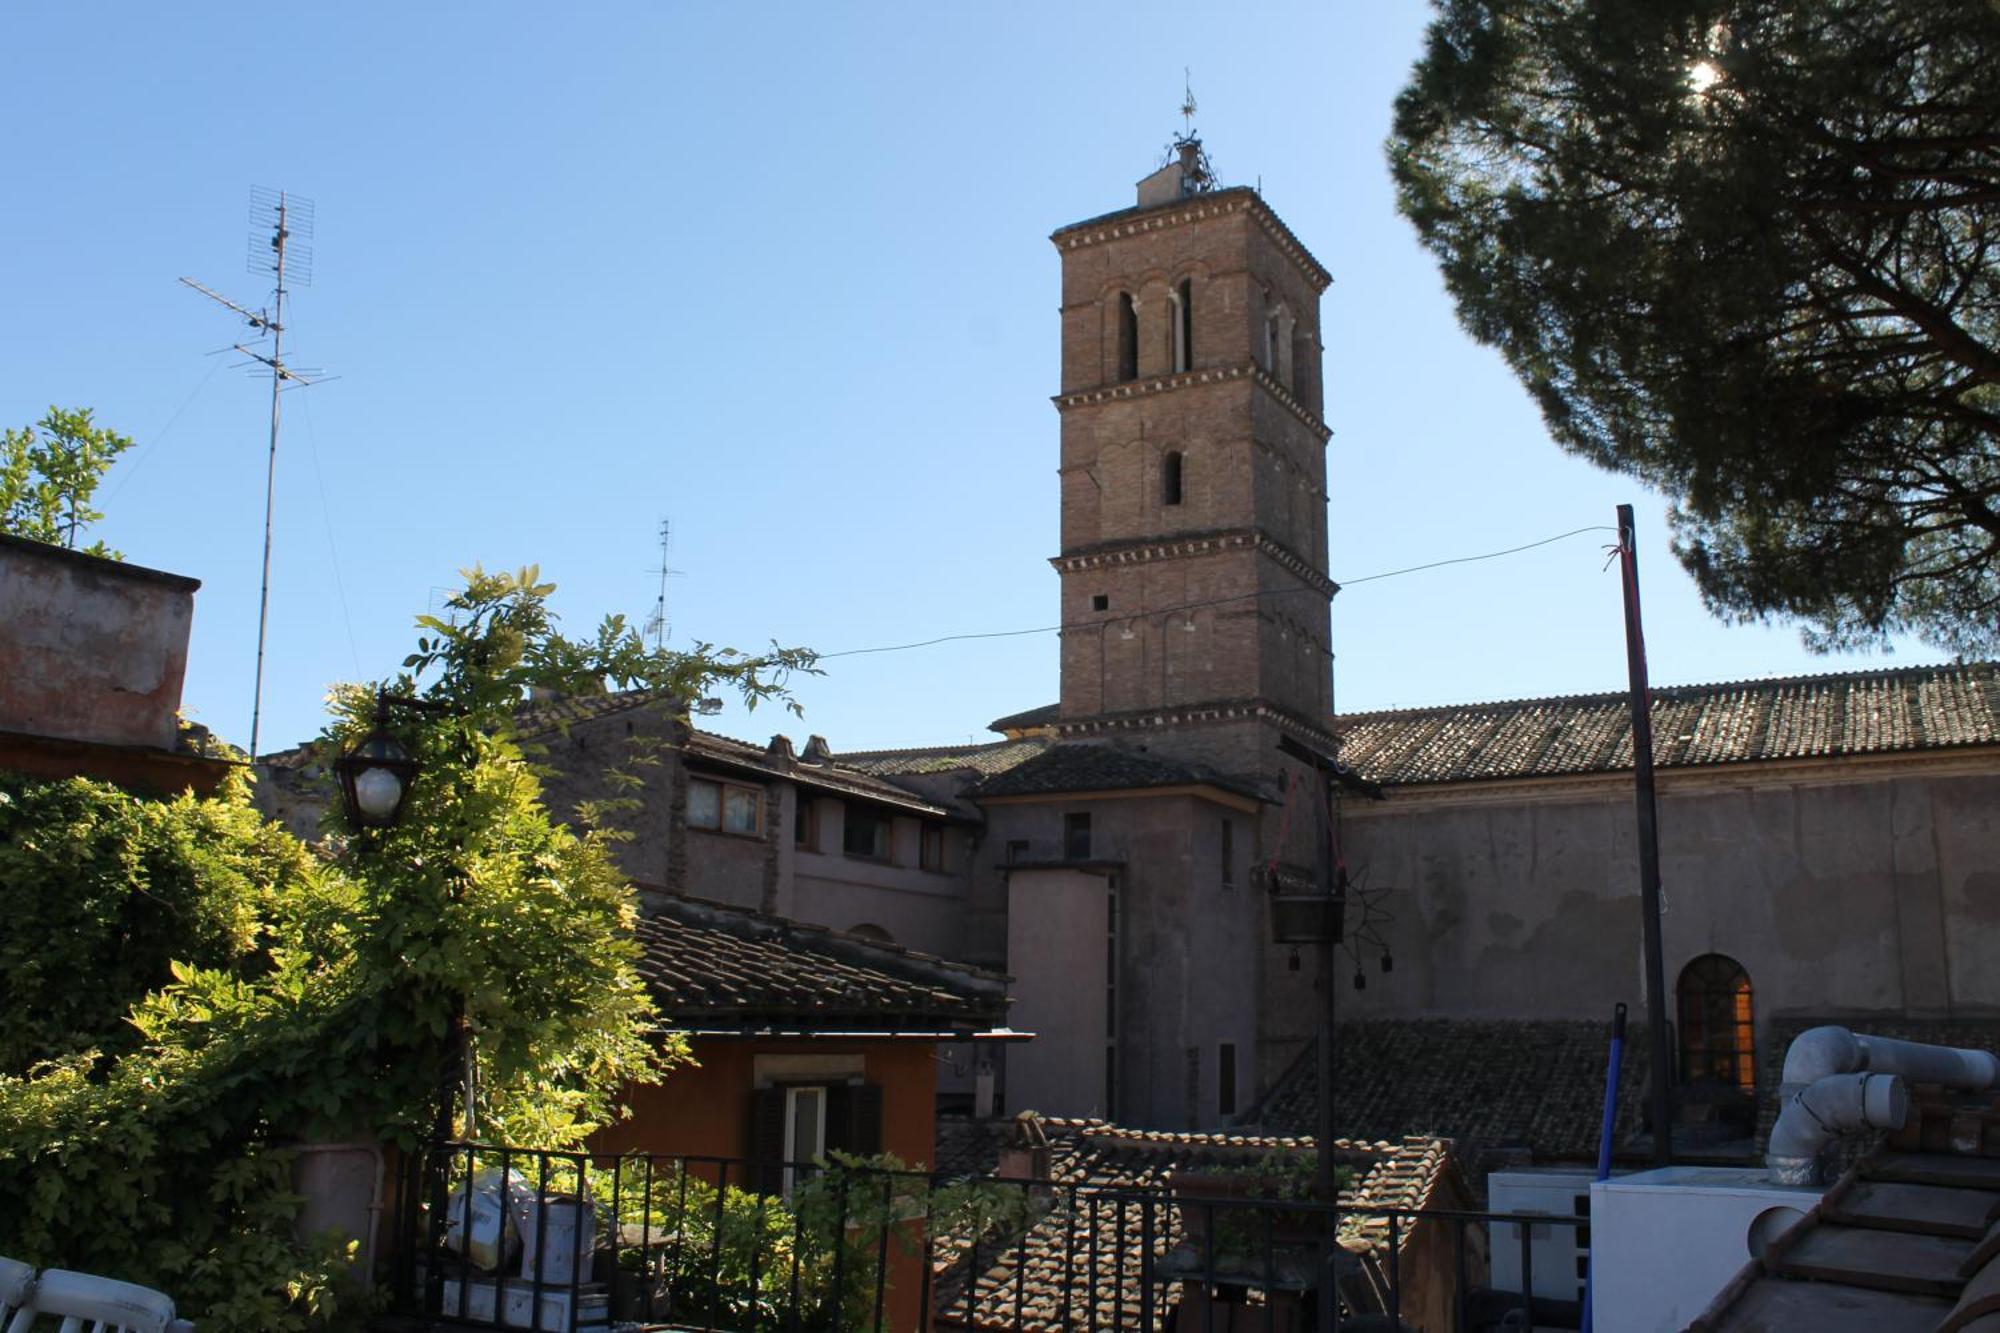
[0, 535, 198, 752]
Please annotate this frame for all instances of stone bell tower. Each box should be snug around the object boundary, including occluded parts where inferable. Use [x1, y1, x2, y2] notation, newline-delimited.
[1048, 138, 1339, 782]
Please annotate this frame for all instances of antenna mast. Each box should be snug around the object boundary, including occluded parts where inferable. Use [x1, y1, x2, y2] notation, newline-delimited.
[643, 518, 685, 651]
[180, 188, 321, 759]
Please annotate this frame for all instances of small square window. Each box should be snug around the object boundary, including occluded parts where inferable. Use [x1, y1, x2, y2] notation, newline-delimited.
[689, 777, 761, 835]
[920, 823, 946, 872]
[723, 786, 761, 834]
[843, 805, 892, 860]
[795, 797, 819, 849]
[1091, 594, 1109, 612]
[1064, 812, 1092, 861]
[687, 779, 721, 829]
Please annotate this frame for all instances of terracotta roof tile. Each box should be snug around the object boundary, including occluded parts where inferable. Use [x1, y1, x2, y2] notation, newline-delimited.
[970, 742, 1263, 801]
[1337, 662, 2000, 787]
[635, 895, 1010, 1035]
[1247, 1020, 1648, 1178]
[838, 738, 1054, 779]
[929, 1117, 1455, 1330]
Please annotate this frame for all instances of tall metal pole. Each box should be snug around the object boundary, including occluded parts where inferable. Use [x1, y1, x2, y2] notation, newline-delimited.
[247, 194, 288, 761]
[1616, 504, 1674, 1166]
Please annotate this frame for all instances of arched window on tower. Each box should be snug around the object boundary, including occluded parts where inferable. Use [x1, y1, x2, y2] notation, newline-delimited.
[1678, 954, 1755, 1093]
[1116, 292, 1139, 382]
[1163, 450, 1184, 506]
[1171, 278, 1194, 372]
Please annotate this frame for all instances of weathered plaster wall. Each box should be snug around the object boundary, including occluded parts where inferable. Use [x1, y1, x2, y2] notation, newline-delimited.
[781, 795, 975, 957]
[989, 791, 1261, 1130]
[0, 534, 197, 752]
[1258, 760, 2000, 1074]
[1004, 864, 1111, 1120]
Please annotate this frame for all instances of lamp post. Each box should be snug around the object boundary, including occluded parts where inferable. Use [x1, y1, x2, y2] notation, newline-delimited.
[334, 691, 472, 1142]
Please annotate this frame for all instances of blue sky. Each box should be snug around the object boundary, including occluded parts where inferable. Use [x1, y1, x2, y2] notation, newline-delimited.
[3, 3, 1945, 757]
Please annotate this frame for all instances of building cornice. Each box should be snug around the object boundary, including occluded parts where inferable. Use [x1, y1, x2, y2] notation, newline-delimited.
[1052, 361, 1331, 442]
[1051, 527, 1339, 600]
[1050, 187, 1333, 293]
[980, 783, 1263, 815]
[1055, 698, 1344, 757]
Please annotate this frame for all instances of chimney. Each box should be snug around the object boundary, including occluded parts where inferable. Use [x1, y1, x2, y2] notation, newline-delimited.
[996, 1111, 1052, 1184]
[765, 735, 796, 764]
[800, 735, 834, 765]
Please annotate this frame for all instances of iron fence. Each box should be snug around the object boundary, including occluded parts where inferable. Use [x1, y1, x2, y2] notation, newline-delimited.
[392, 1140, 1586, 1332]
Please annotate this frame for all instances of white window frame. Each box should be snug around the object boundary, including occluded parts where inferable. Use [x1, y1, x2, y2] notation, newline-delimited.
[782, 1084, 829, 1198]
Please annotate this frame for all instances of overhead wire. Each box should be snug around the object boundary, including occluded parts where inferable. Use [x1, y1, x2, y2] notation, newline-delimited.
[814, 522, 1621, 662]
[104, 358, 228, 501]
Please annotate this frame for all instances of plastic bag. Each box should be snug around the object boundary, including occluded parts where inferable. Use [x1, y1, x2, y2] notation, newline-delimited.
[442, 1167, 532, 1272]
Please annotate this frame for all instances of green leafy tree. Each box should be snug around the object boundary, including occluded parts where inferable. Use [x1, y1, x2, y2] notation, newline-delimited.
[1390, 1, 2000, 653]
[0, 771, 333, 1074]
[0, 565, 817, 1330]
[1, 406, 133, 556]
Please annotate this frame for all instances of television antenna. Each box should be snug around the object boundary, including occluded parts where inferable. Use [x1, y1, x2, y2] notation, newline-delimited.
[179, 188, 326, 760]
[643, 518, 685, 651]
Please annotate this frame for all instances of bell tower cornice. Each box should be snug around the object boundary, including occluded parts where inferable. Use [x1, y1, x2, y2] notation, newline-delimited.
[1052, 361, 1331, 442]
[1050, 186, 1331, 294]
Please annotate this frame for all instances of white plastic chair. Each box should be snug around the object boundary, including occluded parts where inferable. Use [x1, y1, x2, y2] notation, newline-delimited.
[0, 1259, 33, 1329]
[3, 1267, 191, 1333]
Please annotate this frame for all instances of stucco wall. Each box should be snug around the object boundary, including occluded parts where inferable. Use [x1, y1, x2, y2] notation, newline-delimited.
[0, 534, 197, 752]
[1259, 759, 2000, 1071]
[992, 791, 1262, 1130]
[1005, 865, 1113, 1119]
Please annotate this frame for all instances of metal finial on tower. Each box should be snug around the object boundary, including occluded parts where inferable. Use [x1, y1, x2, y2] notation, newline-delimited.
[1163, 70, 1218, 195]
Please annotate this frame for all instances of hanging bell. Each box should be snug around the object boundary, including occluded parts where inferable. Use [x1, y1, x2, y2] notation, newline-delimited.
[1380, 952, 1394, 975]
[1352, 971, 1367, 991]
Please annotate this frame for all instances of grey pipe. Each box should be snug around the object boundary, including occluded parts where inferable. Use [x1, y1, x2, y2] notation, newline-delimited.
[1767, 1071, 1908, 1185]
[1779, 1025, 2000, 1091]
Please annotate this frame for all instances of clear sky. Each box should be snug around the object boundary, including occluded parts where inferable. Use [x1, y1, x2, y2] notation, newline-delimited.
[3, 2, 1948, 758]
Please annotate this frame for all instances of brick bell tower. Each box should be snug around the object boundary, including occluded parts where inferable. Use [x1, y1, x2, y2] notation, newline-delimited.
[1048, 137, 1339, 783]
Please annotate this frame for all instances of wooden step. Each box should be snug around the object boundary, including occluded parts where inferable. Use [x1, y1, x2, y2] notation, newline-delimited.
[1771, 1223, 1974, 1298]
[1829, 1180, 2000, 1238]
[1703, 1276, 1951, 1333]
[1868, 1153, 2000, 1192]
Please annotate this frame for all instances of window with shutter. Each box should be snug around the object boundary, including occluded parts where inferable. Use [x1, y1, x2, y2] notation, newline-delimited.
[826, 1081, 884, 1158]
[750, 1086, 787, 1195]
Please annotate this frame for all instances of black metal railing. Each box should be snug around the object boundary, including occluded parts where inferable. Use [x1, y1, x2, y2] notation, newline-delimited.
[392, 1140, 1587, 1332]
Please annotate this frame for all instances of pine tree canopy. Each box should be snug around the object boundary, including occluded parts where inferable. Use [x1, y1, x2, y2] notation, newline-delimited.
[1391, 1, 2000, 654]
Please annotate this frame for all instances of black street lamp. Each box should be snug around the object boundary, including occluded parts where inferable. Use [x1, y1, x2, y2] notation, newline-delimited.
[334, 695, 420, 831]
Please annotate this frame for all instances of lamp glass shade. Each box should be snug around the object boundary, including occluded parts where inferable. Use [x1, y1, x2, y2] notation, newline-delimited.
[352, 766, 405, 822]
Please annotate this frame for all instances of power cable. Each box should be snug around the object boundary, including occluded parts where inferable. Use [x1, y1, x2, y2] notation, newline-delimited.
[815, 523, 1619, 662]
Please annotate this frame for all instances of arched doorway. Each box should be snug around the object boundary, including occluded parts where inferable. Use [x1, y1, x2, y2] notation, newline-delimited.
[1677, 953, 1755, 1093]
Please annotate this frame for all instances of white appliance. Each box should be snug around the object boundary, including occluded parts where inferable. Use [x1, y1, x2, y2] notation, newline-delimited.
[1487, 1167, 1598, 1308]
[1589, 1165, 1824, 1333]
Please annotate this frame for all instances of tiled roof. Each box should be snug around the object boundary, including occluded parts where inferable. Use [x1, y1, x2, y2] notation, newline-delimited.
[1336, 661, 2000, 787]
[260, 690, 957, 817]
[1247, 1020, 1648, 1180]
[930, 1116, 1459, 1331]
[683, 728, 957, 817]
[1694, 1094, 2000, 1331]
[971, 742, 1263, 801]
[838, 737, 1053, 779]
[988, 704, 1061, 736]
[634, 895, 1011, 1037]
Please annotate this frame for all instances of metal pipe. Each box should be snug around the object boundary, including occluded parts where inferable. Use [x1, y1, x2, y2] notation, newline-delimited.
[1780, 1025, 2000, 1092]
[1768, 1072, 1908, 1185]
